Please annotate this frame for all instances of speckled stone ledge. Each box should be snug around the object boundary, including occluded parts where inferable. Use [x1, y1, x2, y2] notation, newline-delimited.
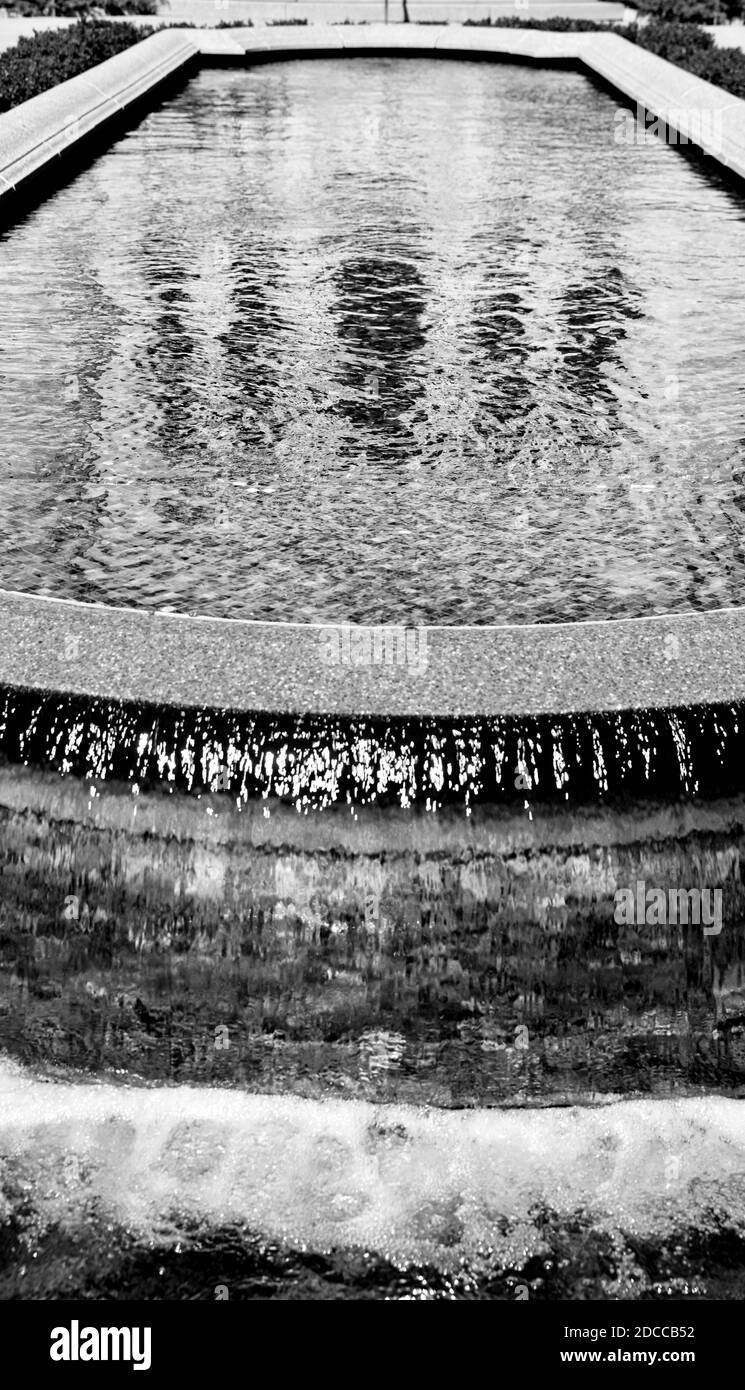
[1, 25, 744, 718]
[1, 588, 744, 718]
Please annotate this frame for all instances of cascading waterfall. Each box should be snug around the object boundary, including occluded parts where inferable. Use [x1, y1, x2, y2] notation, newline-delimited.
[0, 684, 741, 810]
[1, 682, 745, 1120]
[3, 49, 745, 1304]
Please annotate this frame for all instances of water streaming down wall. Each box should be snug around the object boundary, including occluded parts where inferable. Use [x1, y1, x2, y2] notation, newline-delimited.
[2, 684, 745, 806]
[1, 685, 745, 1105]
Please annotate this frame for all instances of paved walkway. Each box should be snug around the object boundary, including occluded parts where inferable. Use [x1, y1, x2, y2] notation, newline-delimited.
[156, 0, 631, 22]
[705, 19, 745, 48]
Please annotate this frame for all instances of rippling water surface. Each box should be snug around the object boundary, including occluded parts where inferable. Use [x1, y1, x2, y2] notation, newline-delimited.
[2, 58, 745, 623]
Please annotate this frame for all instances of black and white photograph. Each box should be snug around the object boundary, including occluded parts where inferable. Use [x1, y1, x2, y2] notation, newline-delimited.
[0, 0, 742, 1358]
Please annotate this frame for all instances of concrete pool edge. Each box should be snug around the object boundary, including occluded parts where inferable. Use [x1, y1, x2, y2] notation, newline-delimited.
[1, 24, 744, 718]
[2, 587, 745, 718]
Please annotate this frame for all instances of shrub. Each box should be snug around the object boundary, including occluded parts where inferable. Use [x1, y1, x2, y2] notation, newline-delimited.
[0, 19, 151, 113]
[463, 16, 612, 28]
[4, 1, 157, 13]
[636, 0, 744, 22]
[682, 39, 745, 90]
[96, 1, 158, 12]
[632, 16, 716, 57]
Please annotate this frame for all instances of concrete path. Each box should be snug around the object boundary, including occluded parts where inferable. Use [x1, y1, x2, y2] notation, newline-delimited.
[706, 19, 745, 48]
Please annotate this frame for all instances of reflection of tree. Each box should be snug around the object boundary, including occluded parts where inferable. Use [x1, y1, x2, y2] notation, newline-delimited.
[473, 281, 531, 430]
[700, 434, 745, 587]
[556, 265, 643, 411]
[139, 256, 196, 458]
[218, 254, 284, 450]
[332, 255, 427, 457]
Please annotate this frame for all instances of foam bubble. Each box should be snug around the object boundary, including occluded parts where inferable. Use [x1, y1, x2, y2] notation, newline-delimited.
[1, 1055, 744, 1276]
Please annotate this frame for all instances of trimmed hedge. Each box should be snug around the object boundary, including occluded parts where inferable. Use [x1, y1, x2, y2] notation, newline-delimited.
[464, 16, 620, 28]
[636, 0, 743, 22]
[3, 1, 157, 13]
[633, 16, 716, 55]
[0, 19, 152, 113]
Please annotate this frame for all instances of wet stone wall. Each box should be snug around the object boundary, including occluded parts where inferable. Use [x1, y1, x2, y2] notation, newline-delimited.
[1, 764, 745, 1105]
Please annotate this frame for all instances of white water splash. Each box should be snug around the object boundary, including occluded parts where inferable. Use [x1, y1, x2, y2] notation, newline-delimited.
[2, 1057, 745, 1278]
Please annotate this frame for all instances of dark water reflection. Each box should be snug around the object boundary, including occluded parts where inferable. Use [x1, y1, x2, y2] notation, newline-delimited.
[2, 61, 745, 621]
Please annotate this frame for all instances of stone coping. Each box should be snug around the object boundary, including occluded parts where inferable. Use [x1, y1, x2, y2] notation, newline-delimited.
[0, 25, 742, 717]
[0, 588, 742, 718]
[0, 28, 200, 199]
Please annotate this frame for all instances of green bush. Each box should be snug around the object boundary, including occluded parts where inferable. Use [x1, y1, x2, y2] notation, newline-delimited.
[668, 36, 745, 90]
[463, 15, 612, 27]
[96, 1, 158, 12]
[3, 1, 157, 13]
[636, 0, 744, 22]
[632, 16, 716, 57]
[0, 19, 151, 113]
